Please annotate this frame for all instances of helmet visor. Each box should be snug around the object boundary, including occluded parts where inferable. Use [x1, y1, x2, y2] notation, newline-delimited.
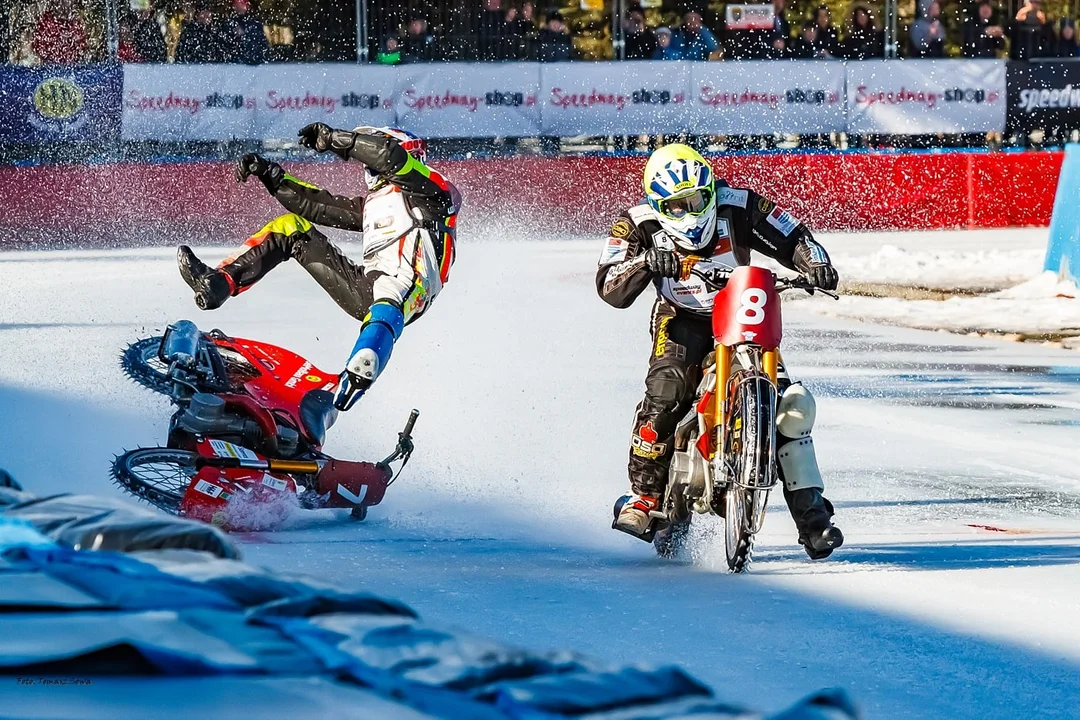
[658, 187, 713, 219]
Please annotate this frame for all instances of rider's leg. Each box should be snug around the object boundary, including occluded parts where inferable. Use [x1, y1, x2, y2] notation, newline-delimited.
[775, 374, 844, 559]
[179, 215, 373, 319]
[334, 301, 405, 411]
[615, 303, 712, 537]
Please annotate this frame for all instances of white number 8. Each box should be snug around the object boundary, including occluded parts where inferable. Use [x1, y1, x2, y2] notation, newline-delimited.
[736, 288, 767, 325]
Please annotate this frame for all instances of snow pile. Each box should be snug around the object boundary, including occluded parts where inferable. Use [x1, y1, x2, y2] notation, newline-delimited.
[794, 229, 1080, 344]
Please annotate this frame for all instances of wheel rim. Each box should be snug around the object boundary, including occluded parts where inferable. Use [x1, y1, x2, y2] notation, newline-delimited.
[113, 449, 198, 511]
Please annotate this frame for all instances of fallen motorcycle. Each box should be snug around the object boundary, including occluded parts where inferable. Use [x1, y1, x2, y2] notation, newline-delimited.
[113, 320, 416, 530]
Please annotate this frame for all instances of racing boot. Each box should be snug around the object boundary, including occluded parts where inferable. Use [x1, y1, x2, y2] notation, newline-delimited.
[612, 493, 659, 539]
[334, 302, 404, 411]
[786, 487, 844, 560]
[178, 245, 233, 311]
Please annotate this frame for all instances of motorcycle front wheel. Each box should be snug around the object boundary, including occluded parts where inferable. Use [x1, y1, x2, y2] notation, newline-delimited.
[722, 371, 777, 573]
[111, 447, 199, 514]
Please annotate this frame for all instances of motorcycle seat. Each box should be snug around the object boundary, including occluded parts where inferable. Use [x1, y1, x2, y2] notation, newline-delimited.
[299, 390, 338, 446]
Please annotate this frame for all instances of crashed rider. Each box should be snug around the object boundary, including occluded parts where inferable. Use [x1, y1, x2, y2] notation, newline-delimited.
[178, 124, 460, 411]
[597, 143, 844, 559]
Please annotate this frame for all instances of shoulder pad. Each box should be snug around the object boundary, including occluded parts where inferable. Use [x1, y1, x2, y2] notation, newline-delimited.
[716, 187, 749, 208]
[627, 203, 658, 224]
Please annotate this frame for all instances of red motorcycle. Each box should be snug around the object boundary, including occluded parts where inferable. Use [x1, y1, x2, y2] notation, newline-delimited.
[113, 320, 416, 531]
[645, 264, 834, 571]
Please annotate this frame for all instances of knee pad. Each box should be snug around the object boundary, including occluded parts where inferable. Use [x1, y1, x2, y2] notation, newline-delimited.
[776, 384, 823, 492]
[776, 383, 816, 439]
[261, 213, 313, 237]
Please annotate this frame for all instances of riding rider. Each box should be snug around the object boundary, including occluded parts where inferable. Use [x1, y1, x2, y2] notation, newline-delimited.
[597, 143, 843, 560]
[177, 124, 460, 411]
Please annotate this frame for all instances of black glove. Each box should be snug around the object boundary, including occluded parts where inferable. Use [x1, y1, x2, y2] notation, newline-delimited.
[644, 248, 681, 279]
[298, 122, 333, 152]
[805, 264, 839, 291]
[794, 237, 839, 291]
[235, 153, 283, 193]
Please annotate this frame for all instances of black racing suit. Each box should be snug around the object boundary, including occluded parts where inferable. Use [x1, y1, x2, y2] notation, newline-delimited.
[219, 130, 460, 325]
[596, 184, 835, 531]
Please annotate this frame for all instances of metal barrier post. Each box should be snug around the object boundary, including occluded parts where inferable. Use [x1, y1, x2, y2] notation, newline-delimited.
[105, 0, 119, 61]
[884, 0, 898, 58]
[355, 0, 369, 62]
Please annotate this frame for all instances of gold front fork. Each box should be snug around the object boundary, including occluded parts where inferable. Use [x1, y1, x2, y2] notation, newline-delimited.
[762, 349, 778, 384]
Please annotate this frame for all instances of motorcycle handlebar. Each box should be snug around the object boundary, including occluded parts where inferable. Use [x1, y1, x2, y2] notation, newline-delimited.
[401, 409, 420, 439]
[688, 267, 838, 299]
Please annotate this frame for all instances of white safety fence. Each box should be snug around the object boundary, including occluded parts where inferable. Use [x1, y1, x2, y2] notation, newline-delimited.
[120, 60, 1008, 140]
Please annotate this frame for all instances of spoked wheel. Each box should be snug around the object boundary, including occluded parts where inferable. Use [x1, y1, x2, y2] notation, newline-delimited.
[120, 337, 170, 395]
[722, 372, 777, 573]
[654, 482, 691, 559]
[111, 448, 198, 514]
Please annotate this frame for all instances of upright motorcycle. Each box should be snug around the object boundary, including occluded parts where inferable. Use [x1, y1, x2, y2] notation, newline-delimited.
[113, 320, 416, 531]
[645, 265, 835, 572]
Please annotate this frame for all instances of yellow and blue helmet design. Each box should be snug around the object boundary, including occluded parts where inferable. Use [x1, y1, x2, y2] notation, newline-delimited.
[643, 144, 718, 251]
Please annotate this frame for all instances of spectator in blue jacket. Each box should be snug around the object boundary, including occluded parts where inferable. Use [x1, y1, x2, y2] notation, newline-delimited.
[672, 10, 719, 60]
[652, 26, 683, 59]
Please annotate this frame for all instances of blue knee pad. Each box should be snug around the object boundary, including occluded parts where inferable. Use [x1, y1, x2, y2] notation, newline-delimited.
[348, 302, 405, 381]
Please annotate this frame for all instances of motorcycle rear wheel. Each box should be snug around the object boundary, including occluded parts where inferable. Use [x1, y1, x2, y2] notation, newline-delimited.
[120, 337, 171, 396]
[112, 448, 199, 514]
[653, 481, 691, 559]
[723, 372, 776, 573]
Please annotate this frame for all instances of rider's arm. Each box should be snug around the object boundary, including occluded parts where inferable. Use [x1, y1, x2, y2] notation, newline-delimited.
[273, 174, 366, 232]
[743, 191, 827, 272]
[596, 214, 653, 309]
[325, 128, 457, 202]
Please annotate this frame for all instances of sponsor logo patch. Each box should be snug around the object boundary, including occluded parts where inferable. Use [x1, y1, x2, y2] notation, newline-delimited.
[757, 197, 774, 214]
[195, 479, 223, 498]
[631, 421, 667, 459]
[209, 440, 258, 461]
[716, 187, 748, 207]
[611, 219, 632, 238]
[767, 207, 799, 237]
[261, 474, 288, 492]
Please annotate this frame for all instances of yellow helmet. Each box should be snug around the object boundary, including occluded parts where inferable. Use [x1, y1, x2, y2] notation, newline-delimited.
[643, 144, 717, 251]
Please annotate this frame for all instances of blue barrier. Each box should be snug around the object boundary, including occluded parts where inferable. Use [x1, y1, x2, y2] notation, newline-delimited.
[1045, 143, 1080, 285]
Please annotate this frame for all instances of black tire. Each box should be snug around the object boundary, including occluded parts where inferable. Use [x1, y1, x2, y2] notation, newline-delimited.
[350, 505, 368, 522]
[111, 448, 199, 514]
[654, 482, 691, 559]
[120, 336, 170, 396]
[723, 372, 776, 573]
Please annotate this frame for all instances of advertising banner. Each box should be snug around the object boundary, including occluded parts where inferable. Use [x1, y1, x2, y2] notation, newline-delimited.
[1007, 61, 1080, 135]
[253, 65, 396, 139]
[122, 63, 256, 140]
[846, 59, 1006, 134]
[0, 65, 121, 144]
[539, 61, 691, 136]
[122, 64, 394, 141]
[689, 61, 845, 134]
[394, 63, 541, 139]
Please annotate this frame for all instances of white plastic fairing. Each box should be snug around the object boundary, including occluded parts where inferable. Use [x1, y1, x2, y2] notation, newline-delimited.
[776, 383, 816, 438]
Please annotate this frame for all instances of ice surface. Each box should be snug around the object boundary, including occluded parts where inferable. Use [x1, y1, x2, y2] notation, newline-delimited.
[1, 236, 1079, 718]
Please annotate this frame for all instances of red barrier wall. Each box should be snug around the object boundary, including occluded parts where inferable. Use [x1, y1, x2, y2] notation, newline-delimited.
[0, 151, 1062, 248]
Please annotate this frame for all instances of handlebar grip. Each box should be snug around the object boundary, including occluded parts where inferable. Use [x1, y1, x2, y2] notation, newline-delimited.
[402, 409, 420, 438]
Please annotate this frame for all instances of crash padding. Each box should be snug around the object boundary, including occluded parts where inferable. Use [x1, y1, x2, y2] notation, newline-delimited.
[1044, 143, 1080, 285]
[0, 492, 238, 559]
[0, 502, 858, 719]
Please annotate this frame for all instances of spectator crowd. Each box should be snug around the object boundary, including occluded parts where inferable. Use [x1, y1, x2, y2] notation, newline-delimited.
[3, 0, 1080, 66]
